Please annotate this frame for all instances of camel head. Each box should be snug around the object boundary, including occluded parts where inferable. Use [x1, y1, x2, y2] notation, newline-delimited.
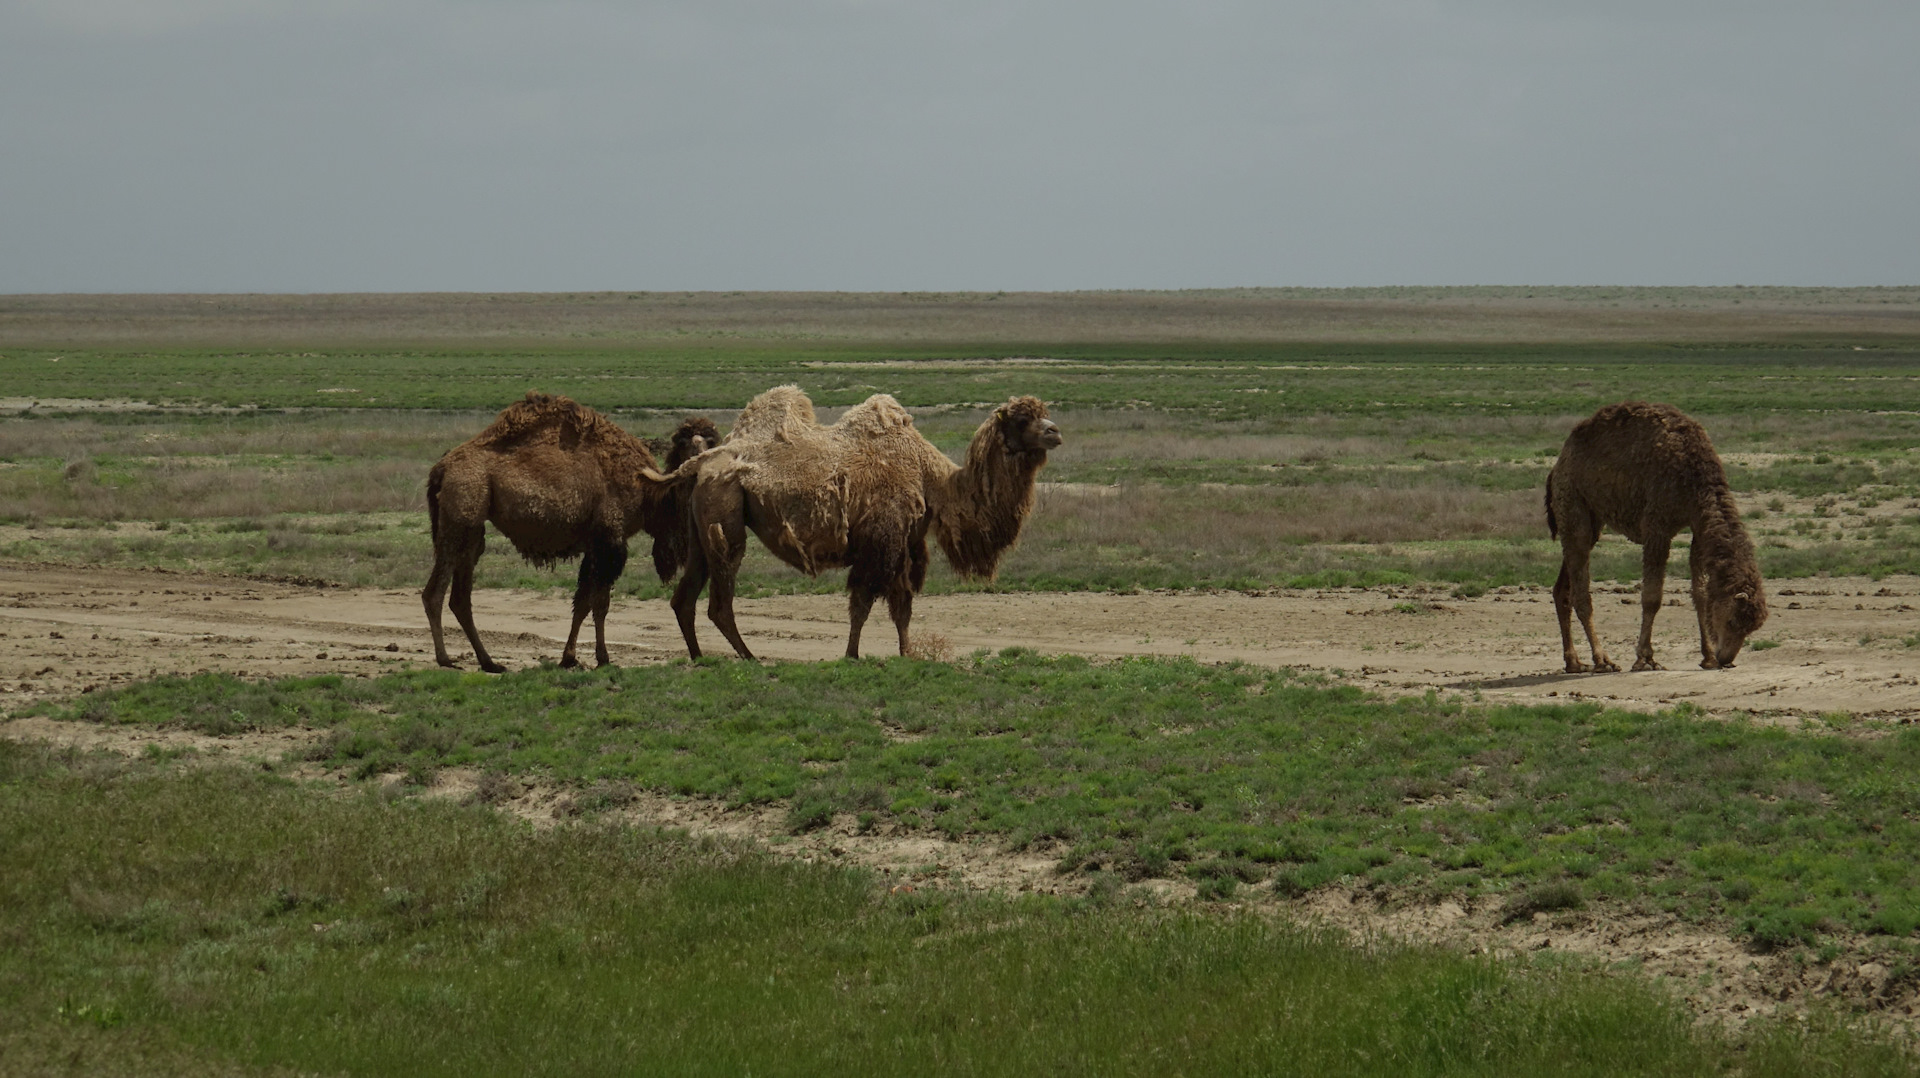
[666, 416, 722, 470]
[993, 396, 1062, 457]
[1705, 577, 1768, 669]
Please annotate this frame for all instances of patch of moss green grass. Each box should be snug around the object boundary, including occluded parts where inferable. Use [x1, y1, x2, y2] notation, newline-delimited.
[41, 654, 1920, 954]
[5, 741, 1916, 1077]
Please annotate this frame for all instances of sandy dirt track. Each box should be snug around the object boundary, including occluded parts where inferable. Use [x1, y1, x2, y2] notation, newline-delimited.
[2, 562, 1916, 720]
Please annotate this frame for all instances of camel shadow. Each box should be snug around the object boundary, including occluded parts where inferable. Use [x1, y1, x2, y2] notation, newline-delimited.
[1445, 671, 1605, 691]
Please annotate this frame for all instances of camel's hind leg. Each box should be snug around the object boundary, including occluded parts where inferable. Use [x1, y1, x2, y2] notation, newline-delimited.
[445, 530, 504, 674]
[845, 585, 876, 659]
[1631, 534, 1671, 671]
[700, 518, 755, 660]
[424, 524, 493, 670]
[885, 582, 913, 657]
[1552, 530, 1616, 674]
[671, 538, 708, 660]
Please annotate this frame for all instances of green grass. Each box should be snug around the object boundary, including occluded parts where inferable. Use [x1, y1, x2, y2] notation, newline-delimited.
[37, 654, 1920, 950]
[5, 739, 1916, 1077]
[5, 345, 1919, 594]
[6, 340, 1920, 416]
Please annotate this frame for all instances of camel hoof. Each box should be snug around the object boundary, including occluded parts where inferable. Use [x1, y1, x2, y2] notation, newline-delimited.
[1631, 659, 1665, 672]
[1591, 660, 1620, 673]
[558, 654, 581, 669]
[437, 657, 460, 670]
[1699, 658, 1720, 670]
[1564, 660, 1589, 674]
[480, 661, 506, 674]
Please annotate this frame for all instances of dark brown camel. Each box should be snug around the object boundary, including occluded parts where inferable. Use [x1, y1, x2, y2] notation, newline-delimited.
[423, 393, 718, 672]
[1546, 401, 1767, 673]
[671, 386, 1061, 660]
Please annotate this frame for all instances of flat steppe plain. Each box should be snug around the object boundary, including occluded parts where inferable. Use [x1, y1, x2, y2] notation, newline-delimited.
[2, 564, 1914, 722]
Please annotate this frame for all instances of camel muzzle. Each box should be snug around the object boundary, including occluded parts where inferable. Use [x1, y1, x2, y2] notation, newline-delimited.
[1038, 421, 1062, 449]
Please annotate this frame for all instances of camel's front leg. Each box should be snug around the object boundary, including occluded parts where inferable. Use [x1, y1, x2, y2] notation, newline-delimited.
[1690, 541, 1720, 668]
[845, 586, 876, 659]
[1632, 535, 1670, 671]
[593, 541, 628, 666]
[560, 547, 597, 669]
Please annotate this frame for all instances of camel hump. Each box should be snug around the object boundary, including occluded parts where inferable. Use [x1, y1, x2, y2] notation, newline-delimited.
[839, 394, 914, 435]
[474, 391, 616, 448]
[732, 385, 819, 443]
[1564, 400, 1721, 472]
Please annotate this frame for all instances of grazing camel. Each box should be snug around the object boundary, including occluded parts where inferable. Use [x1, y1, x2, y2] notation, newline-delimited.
[1546, 401, 1767, 673]
[423, 393, 718, 672]
[672, 386, 1062, 659]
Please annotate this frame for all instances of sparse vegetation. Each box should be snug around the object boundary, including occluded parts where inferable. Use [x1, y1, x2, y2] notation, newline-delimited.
[38, 654, 1920, 948]
[7, 739, 1918, 1077]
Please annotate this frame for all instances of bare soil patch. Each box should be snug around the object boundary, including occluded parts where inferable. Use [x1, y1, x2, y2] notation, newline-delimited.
[1, 562, 1914, 719]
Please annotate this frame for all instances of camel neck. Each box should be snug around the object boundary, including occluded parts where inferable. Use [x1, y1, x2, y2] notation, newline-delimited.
[1689, 487, 1748, 556]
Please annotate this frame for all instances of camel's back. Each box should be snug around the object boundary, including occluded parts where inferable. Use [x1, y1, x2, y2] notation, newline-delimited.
[451, 392, 654, 475]
[721, 392, 948, 568]
[1551, 402, 1728, 532]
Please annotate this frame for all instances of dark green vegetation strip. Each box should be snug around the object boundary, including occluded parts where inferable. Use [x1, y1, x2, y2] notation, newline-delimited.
[42, 654, 1920, 951]
[4, 740, 1913, 1077]
[5, 341, 1920, 414]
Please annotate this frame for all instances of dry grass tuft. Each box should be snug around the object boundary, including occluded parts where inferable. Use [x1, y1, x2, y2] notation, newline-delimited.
[904, 632, 956, 662]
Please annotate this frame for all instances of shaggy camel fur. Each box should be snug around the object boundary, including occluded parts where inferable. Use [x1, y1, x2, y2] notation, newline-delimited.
[423, 393, 718, 672]
[672, 386, 1061, 659]
[1546, 401, 1767, 673]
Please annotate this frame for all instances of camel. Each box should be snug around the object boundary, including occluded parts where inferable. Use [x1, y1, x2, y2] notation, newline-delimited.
[671, 386, 1062, 660]
[1546, 401, 1767, 673]
[423, 392, 719, 672]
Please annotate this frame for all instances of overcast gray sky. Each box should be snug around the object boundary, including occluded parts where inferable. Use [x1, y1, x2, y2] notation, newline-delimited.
[3, 1, 1915, 292]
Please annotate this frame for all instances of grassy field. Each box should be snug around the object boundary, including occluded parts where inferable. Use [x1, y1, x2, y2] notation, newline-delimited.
[4, 353, 1918, 593]
[36, 653, 1920, 954]
[5, 737, 1915, 1077]
[8, 289, 1920, 1069]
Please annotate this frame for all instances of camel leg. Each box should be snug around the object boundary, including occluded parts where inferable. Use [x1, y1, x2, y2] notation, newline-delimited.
[560, 548, 597, 669]
[886, 582, 914, 657]
[1690, 541, 1719, 669]
[1552, 538, 1615, 674]
[845, 585, 876, 659]
[671, 542, 708, 660]
[447, 536, 504, 674]
[422, 536, 462, 669]
[704, 521, 756, 660]
[591, 541, 626, 667]
[1631, 535, 1670, 671]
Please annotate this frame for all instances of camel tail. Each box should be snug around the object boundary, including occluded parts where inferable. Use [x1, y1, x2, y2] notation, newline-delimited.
[426, 463, 446, 545]
[1544, 472, 1558, 539]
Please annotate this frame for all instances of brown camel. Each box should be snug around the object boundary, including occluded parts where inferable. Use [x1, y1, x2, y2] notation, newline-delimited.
[671, 386, 1062, 659]
[423, 393, 719, 672]
[1546, 401, 1767, 673]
